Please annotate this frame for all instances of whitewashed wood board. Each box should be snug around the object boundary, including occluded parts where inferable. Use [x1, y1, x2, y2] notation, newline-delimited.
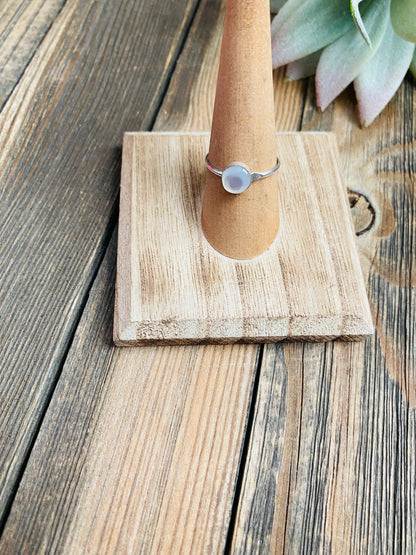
[114, 132, 373, 345]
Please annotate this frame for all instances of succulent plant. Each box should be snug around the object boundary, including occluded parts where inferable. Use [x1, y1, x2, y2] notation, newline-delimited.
[270, 0, 416, 126]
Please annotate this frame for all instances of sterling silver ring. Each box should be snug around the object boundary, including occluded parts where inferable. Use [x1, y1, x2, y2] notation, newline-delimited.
[205, 155, 280, 194]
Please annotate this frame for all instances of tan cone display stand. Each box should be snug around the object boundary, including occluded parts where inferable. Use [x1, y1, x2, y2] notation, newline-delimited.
[113, 0, 373, 346]
[202, 0, 279, 259]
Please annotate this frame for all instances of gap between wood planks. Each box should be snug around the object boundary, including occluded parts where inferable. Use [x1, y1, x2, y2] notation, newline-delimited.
[0, 0, 203, 538]
[0, 209, 117, 537]
[224, 344, 265, 553]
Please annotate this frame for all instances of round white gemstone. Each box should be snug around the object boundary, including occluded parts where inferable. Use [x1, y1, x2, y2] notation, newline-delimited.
[222, 164, 251, 194]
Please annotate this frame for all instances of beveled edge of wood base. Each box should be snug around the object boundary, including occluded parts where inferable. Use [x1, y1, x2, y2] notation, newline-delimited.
[113, 319, 374, 347]
[114, 132, 374, 346]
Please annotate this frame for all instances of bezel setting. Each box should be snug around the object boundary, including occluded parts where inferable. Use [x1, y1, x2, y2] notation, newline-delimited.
[221, 163, 252, 194]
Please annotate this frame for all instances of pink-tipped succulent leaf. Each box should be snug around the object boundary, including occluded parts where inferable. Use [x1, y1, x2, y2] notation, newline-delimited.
[270, 0, 416, 125]
[354, 20, 415, 126]
[271, 0, 353, 67]
[316, 0, 390, 111]
[286, 50, 322, 81]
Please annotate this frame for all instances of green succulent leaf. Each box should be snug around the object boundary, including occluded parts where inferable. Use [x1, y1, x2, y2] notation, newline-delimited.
[391, 0, 416, 43]
[316, 0, 391, 111]
[354, 20, 415, 126]
[286, 50, 322, 81]
[350, 0, 372, 47]
[270, 0, 287, 13]
[271, 0, 355, 67]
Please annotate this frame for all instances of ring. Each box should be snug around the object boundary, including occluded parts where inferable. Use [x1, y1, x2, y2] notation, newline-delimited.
[205, 155, 280, 194]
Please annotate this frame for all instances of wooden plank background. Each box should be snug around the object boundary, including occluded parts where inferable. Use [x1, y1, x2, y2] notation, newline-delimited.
[0, 0, 66, 108]
[232, 52, 416, 555]
[0, 0, 200, 528]
[0, 0, 415, 552]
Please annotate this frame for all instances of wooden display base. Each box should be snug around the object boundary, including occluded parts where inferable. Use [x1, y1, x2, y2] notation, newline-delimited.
[114, 132, 373, 346]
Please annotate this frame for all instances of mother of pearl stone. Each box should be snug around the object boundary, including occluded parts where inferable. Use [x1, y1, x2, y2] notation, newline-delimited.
[221, 164, 252, 194]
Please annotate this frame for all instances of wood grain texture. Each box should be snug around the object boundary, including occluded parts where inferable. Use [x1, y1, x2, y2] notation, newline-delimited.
[0, 229, 259, 553]
[0, 0, 199, 523]
[3, 0, 393, 552]
[115, 131, 372, 345]
[231, 82, 416, 552]
[0, 0, 262, 551]
[0, 0, 66, 109]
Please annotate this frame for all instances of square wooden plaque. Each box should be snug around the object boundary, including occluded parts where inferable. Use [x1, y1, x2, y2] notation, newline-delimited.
[114, 132, 373, 345]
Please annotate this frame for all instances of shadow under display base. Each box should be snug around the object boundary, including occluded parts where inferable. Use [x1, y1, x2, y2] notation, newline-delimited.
[114, 132, 373, 346]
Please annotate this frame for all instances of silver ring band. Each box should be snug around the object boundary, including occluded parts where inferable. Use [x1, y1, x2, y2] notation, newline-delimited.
[205, 155, 280, 194]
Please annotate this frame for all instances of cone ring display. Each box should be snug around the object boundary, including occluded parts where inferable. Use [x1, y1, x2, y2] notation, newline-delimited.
[201, 0, 279, 259]
[205, 155, 280, 195]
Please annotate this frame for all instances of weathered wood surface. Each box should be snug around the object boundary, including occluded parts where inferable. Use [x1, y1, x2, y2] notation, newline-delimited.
[231, 66, 416, 554]
[1, 0, 261, 551]
[0, 0, 199, 526]
[0, 226, 260, 554]
[115, 131, 372, 345]
[1, 0, 414, 552]
[0, 0, 66, 109]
